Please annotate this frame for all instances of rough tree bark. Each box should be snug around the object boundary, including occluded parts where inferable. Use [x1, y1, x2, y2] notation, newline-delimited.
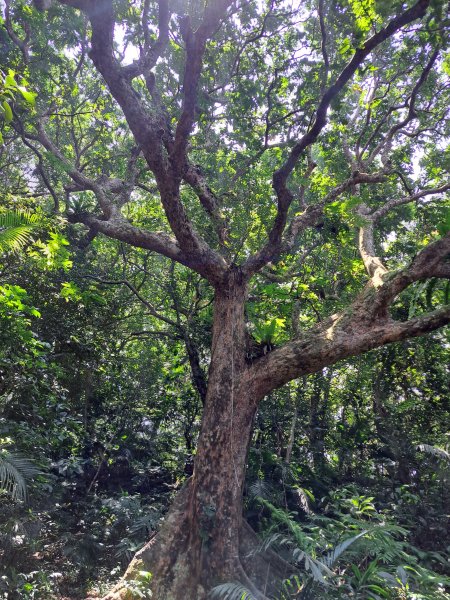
[9, 0, 449, 598]
[101, 270, 289, 600]
[99, 234, 450, 599]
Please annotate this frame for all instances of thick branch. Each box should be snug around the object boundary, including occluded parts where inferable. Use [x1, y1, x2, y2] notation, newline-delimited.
[248, 232, 450, 399]
[249, 304, 449, 400]
[68, 212, 193, 269]
[80, 0, 226, 282]
[70, 212, 229, 285]
[357, 205, 388, 286]
[81, 0, 167, 160]
[123, 0, 170, 79]
[243, 0, 431, 276]
[37, 0, 228, 283]
[368, 232, 450, 315]
[170, 0, 235, 173]
[357, 183, 450, 284]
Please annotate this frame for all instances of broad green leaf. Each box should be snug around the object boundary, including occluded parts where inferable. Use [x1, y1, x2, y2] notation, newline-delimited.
[2, 100, 13, 123]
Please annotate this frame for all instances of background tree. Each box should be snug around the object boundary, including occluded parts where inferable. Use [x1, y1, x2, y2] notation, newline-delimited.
[1, 0, 450, 598]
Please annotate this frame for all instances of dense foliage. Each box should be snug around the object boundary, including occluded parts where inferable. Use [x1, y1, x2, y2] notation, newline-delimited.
[0, 0, 449, 598]
[0, 251, 448, 598]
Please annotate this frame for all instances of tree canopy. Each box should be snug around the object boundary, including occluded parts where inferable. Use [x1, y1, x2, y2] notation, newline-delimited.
[0, 0, 449, 598]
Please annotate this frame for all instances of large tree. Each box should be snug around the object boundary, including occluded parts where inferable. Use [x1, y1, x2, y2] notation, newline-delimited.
[2, 0, 450, 597]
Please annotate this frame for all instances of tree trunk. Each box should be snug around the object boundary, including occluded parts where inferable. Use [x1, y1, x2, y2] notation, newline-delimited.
[100, 272, 286, 600]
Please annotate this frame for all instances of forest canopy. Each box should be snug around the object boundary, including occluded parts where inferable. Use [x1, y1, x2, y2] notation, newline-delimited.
[0, 0, 449, 599]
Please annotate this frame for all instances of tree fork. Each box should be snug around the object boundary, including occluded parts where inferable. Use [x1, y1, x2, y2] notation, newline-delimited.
[99, 273, 284, 598]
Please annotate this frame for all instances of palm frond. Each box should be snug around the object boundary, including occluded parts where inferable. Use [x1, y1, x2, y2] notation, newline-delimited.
[417, 444, 450, 462]
[323, 530, 367, 567]
[248, 478, 273, 501]
[0, 209, 40, 253]
[210, 582, 257, 600]
[261, 533, 332, 584]
[0, 209, 40, 228]
[0, 448, 40, 501]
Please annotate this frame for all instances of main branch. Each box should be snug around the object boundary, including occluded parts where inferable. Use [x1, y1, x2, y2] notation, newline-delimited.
[58, 0, 228, 285]
[243, 0, 431, 276]
[249, 232, 450, 399]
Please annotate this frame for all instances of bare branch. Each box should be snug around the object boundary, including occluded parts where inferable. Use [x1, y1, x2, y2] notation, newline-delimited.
[32, 121, 119, 219]
[83, 274, 179, 327]
[183, 165, 229, 247]
[262, 240, 321, 283]
[372, 182, 450, 222]
[21, 137, 60, 212]
[243, 171, 387, 276]
[365, 49, 439, 167]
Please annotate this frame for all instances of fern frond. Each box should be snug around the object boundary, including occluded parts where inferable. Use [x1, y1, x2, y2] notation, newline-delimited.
[210, 582, 257, 600]
[261, 532, 292, 552]
[262, 533, 333, 584]
[258, 499, 314, 551]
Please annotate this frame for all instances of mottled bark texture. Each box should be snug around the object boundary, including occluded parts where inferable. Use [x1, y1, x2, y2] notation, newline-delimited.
[99, 245, 449, 599]
[15, 0, 450, 597]
[101, 274, 290, 599]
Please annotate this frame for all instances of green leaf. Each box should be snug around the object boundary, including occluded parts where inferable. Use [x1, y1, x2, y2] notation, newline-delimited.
[17, 86, 37, 105]
[339, 37, 352, 55]
[5, 71, 16, 88]
[2, 100, 13, 123]
[436, 207, 450, 236]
